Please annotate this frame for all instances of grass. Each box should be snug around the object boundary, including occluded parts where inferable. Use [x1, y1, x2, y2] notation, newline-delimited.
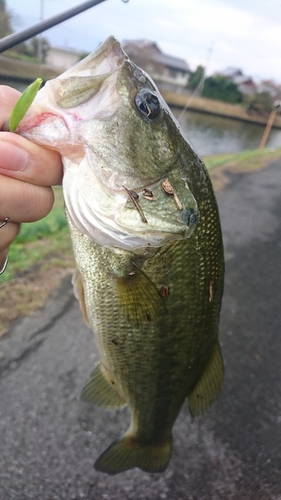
[1, 147, 281, 336]
[204, 146, 281, 171]
[1, 187, 72, 283]
[205, 147, 281, 190]
[0, 187, 74, 336]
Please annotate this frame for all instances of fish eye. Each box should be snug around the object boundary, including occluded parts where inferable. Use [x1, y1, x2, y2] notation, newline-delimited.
[134, 89, 160, 121]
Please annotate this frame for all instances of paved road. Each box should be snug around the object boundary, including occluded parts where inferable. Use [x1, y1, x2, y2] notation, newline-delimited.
[1, 159, 281, 500]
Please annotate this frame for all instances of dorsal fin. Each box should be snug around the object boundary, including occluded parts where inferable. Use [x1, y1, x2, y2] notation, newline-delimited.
[187, 339, 224, 417]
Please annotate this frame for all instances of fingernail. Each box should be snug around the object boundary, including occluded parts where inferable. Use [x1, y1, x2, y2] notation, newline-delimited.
[0, 138, 28, 171]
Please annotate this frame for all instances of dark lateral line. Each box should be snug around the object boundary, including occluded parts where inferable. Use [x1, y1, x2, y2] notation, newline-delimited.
[0, 0, 107, 53]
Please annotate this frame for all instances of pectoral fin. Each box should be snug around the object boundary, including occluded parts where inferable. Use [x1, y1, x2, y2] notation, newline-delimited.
[116, 266, 167, 327]
[72, 268, 90, 327]
[187, 339, 224, 417]
[80, 363, 127, 409]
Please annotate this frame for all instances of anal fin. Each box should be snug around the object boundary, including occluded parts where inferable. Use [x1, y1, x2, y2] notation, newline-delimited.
[80, 363, 127, 409]
[187, 339, 224, 417]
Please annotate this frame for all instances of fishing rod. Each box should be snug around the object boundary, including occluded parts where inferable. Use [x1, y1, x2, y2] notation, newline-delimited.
[0, 0, 129, 53]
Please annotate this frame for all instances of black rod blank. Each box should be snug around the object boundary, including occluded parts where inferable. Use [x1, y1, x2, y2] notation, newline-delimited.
[0, 0, 108, 53]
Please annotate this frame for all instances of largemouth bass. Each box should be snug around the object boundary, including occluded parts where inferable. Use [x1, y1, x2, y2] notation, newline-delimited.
[16, 36, 224, 474]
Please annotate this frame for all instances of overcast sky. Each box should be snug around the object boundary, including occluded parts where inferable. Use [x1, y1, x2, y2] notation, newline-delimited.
[6, 0, 281, 83]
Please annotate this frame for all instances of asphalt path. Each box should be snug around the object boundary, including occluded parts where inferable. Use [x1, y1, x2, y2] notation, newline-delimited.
[1, 159, 281, 500]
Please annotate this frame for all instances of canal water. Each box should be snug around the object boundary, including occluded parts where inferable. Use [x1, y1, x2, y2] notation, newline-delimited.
[172, 107, 281, 157]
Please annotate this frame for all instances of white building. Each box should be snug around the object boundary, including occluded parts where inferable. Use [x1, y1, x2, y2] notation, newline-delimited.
[46, 47, 85, 72]
[123, 40, 191, 91]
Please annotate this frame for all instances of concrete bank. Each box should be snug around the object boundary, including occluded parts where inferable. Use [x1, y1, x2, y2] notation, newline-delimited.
[162, 90, 281, 129]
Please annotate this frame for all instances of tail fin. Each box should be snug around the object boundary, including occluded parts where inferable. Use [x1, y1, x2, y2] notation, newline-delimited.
[94, 435, 172, 475]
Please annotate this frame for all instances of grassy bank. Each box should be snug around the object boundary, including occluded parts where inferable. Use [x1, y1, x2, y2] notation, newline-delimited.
[1, 146, 281, 336]
[205, 147, 281, 190]
[0, 188, 74, 336]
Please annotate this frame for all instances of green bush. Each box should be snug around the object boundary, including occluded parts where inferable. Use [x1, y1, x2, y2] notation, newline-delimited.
[202, 76, 243, 103]
[188, 65, 205, 89]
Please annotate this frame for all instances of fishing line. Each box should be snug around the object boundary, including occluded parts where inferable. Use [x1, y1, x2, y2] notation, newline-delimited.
[178, 40, 215, 125]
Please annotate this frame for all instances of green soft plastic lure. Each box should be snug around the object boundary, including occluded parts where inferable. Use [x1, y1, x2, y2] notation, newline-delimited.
[9, 78, 42, 132]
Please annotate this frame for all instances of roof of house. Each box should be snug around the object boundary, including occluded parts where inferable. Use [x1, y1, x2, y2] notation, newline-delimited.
[123, 40, 190, 73]
[219, 67, 243, 78]
[217, 67, 256, 91]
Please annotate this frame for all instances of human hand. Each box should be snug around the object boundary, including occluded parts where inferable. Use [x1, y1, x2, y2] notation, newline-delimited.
[0, 85, 63, 275]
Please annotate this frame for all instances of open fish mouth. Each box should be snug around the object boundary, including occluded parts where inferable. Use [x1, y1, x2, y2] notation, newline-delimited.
[16, 37, 127, 151]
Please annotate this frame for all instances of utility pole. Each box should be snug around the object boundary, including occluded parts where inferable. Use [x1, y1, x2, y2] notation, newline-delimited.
[258, 102, 281, 149]
[37, 0, 44, 62]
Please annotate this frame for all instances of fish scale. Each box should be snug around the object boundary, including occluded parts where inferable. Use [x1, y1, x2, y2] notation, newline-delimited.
[16, 35, 224, 474]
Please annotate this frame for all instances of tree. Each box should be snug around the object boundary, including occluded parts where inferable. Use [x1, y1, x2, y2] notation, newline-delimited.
[27, 36, 50, 62]
[0, 0, 13, 37]
[244, 91, 274, 113]
[258, 79, 281, 101]
[202, 76, 243, 103]
[188, 65, 205, 90]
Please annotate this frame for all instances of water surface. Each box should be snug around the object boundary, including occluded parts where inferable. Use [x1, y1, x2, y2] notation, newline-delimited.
[172, 107, 281, 156]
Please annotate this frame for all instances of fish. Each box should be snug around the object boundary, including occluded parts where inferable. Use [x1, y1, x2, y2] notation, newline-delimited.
[16, 36, 224, 475]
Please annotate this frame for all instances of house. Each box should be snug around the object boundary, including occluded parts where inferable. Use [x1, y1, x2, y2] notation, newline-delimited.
[46, 46, 85, 72]
[122, 40, 191, 91]
[217, 67, 257, 95]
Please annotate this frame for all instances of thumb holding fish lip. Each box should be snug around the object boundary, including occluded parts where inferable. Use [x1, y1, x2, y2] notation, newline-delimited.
[0, 86, 63, 187]
[0, 85, 63, 273]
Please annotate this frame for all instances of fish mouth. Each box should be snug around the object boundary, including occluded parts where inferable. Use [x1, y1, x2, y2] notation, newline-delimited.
[52, 37, 127, 110]
[61, 36, 126, 79]
[17, 37, 128, 153]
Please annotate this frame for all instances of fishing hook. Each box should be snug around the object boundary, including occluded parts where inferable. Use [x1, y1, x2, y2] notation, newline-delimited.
[0, 217, 10, 229]
[0, 255, 8, 276]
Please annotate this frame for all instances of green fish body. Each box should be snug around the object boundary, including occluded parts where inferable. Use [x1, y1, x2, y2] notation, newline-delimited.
[17, 36, 224, 474]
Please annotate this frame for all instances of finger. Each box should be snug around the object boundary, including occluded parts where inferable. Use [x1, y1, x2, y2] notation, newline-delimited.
[0, 85, 63, 187]
[0, 220, 20, 252]
[0, 85, 21, 126]
[0, 132, 63, 186]
[0, 174, 54, 223]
